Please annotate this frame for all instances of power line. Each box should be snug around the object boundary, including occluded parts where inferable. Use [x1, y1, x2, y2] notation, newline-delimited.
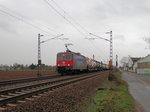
[90, 40, 109, 61]
[49, 1, 109, 60]
[43, 0, 87, 37]
[0, 7, 55, 36]
[50, 0, 89, 34]
[67, 39, 93, 58]
[43, 0, 109, 61]
[43, 0, 99, 57]
[0, 5, 56, 33]
[0, 4, 59, 34]
[68, 38, 107, 61]
[43, 0, 99, 55]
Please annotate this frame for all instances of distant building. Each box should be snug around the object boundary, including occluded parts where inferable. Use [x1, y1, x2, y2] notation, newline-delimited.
[122, 63, 128, 71]
[128, 57, 141, 72]
[121, 57, 130, 71]
[137, 55, 150, 74]
[131, 58, 141, 72]
[133, 62, 138, 73]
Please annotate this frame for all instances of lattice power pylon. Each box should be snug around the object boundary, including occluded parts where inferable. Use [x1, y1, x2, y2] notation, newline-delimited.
[108, 31, 113, 68]
[89, 31, 113, 68]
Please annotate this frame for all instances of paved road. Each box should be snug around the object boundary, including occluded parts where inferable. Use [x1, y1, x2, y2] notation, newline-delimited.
[122, 71, 150, 112]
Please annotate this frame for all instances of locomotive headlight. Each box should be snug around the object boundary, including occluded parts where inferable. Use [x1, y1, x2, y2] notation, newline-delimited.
[68, 64, 70, 66]
[58, 64, 60, 66]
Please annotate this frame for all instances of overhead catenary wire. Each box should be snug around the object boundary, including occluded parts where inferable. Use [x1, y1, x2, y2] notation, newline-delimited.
[0, 5, 60, 34]
[57, 36, 94, 59]
[42, 0, 98, 57]
[90, 40, 109, 61]
[50, 0, 89, 34]
[69, 39, 95, 58]
[87, 40, 107, 61]
[0, 1, 94, 60]
[67, 37, 106, 61]
[0, 7, 56, 36]
[49, 0, 110, 60]
[43, 0, 87, 37]
[42, 0, 110, 61]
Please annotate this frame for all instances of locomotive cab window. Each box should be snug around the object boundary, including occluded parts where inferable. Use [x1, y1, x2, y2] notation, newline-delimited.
[65, 54, 73, 60]
[57, 54, 63, 61]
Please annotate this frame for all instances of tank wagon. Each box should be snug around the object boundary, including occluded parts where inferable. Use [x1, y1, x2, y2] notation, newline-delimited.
[56, 50, 108, 75]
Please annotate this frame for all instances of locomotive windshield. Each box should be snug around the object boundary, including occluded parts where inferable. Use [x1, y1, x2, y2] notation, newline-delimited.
[57, 54, 63, 61]
[65, 54, 73, 61]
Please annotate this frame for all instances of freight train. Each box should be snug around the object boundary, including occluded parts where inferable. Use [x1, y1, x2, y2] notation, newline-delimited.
[56, 50, 109, 75]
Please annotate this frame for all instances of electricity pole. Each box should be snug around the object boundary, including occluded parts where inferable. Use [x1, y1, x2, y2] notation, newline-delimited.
[37, 33, 65, 77]
[116, 55, 118, 71]
[89, 31, 113, 69]
[37, 33, 43, 77]
[106, 31, 113, 69]
[89, 31, 114, 80]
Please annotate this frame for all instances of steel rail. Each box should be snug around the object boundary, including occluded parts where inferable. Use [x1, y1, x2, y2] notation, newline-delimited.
[0, 72, 102, 106]
[0, 74, 60, 86]
[0, 73, 93, 94]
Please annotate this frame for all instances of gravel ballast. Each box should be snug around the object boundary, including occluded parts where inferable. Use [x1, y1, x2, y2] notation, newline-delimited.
[5, 71, 109, 112]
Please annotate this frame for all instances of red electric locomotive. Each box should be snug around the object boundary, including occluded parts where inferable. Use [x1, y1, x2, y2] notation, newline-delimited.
[56, 51, 87, 75]
[56, 44, 109, 75]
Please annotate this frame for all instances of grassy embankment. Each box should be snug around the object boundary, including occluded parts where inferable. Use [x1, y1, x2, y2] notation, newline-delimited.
[87, 71, 135, 112]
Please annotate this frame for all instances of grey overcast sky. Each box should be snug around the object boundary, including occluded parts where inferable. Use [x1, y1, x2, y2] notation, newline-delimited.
[0, 0, 150, 66]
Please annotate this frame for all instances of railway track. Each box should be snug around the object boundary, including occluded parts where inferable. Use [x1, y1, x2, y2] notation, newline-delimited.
[0, 74, 60, 86]
[0, 72, 102, 108]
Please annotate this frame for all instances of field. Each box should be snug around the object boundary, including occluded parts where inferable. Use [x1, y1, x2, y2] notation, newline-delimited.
[0, 70, 57, 81]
